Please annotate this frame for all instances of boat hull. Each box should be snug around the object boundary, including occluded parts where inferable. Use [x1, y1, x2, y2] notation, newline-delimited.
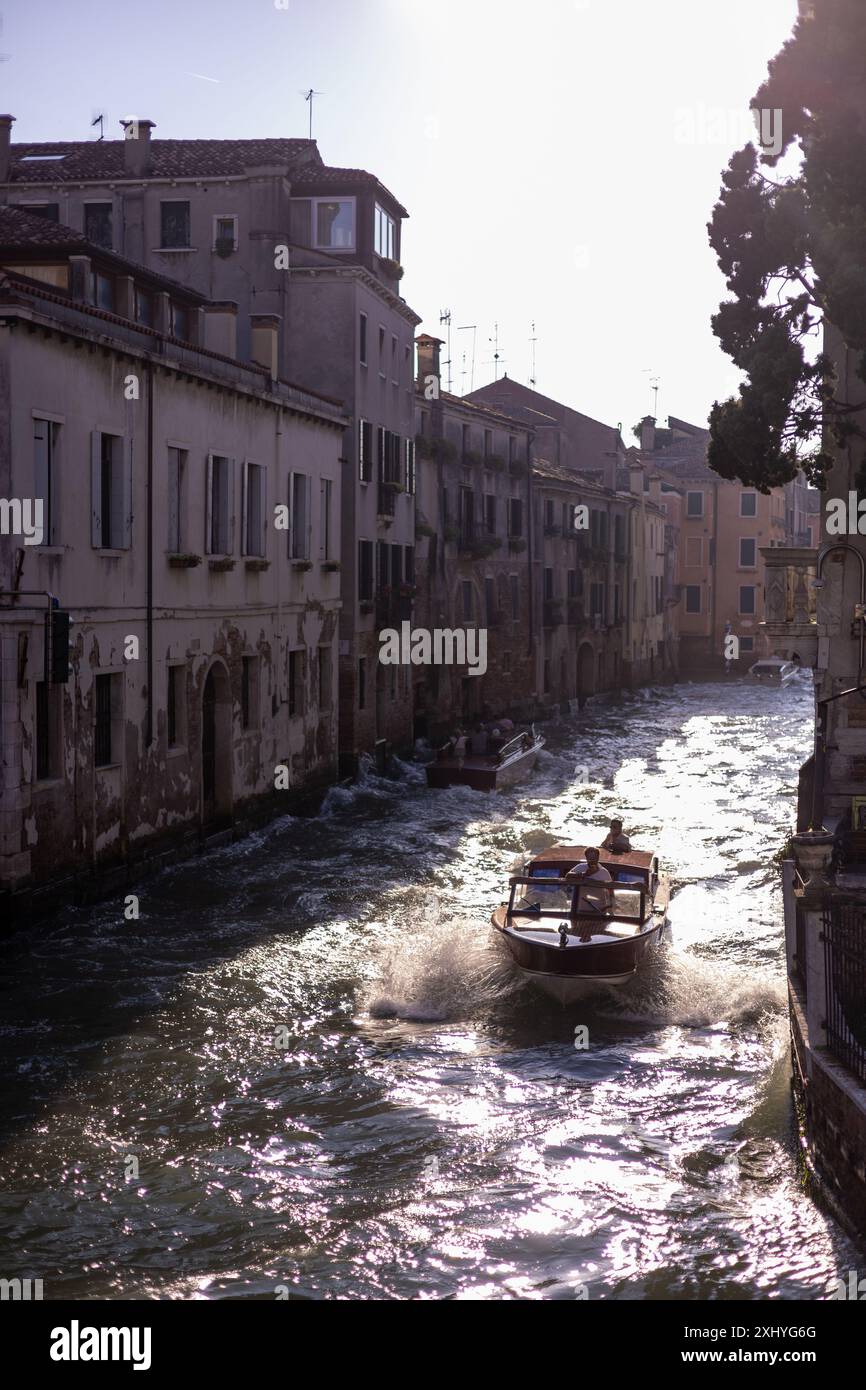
[491, 906, 667, 1000]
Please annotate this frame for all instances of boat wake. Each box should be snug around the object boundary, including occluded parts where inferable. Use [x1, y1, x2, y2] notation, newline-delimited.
[365, 912, 519, 1022]
[601, 948, 786, 1030]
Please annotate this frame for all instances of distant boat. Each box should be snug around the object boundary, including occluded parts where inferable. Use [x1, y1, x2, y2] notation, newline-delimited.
[425, 730, 544, 792]
[746, 656, 809, 686]
[491, 843, 670, 1002]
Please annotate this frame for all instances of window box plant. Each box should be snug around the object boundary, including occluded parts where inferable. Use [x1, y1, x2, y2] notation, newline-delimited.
[322, 560, 341, 572]
[244, 558, 270, 572]
[292, 559, 313, 572]
[208, 557, 235, 572]
[168, 553, 202, 569]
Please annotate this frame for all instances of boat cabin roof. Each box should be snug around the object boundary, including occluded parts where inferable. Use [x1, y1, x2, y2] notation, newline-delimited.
[527, 844, 656, 876]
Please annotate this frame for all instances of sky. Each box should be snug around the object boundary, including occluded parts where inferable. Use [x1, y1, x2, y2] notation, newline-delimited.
[1, 0, 800, 438]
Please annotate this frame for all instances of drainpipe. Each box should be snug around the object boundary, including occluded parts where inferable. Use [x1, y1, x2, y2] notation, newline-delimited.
[526, 431, 535, 686]
[145, 358, 154, 747]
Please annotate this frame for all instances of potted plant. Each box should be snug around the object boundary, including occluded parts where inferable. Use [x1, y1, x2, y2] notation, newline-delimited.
[245, 558, 270, 573]
[168, 552, 202, 569]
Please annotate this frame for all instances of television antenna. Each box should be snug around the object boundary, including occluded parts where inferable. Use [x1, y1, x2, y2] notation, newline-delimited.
[486, 321, 506, 381]
[642, 367, 660, 419]
[300, 89, 324, 140]
[439, 308, 453, 394]
[528, 320, 538, 387]
[91, 111, 106, 141]
[456, 324, 477, 394]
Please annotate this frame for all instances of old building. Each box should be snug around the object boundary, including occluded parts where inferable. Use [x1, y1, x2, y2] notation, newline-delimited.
[640, 415, 790, 671]
[413, 335, 535, 736]
[0, 207, 345, 916]
[0, 115, 421, 771]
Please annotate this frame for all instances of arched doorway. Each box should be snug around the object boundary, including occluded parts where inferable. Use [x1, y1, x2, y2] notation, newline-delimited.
[201, 661, 233, 826]
[576, 642, 595, 709]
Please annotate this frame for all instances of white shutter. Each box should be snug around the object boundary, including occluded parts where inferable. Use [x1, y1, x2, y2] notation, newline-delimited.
[109, 437, 125, 549]
[167, 449, 179, 552]
[227, 458, 235, 554]
[91, 430, 102, 547]
[205, 453, 214, 553]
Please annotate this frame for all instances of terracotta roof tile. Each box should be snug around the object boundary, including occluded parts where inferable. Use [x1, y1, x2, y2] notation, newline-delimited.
[7, 137, 320, 184]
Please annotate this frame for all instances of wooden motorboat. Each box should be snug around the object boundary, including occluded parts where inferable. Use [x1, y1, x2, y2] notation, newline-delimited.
[491, 843, 670, 1002]
[425, 730, 544, 792]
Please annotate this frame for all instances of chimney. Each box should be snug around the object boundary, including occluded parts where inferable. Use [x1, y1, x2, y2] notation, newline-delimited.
[204, 302, 238, 359]
[250, 314, 280, 379]
[119, 118, 155, 178]
[639, 415, 656, 452]
[416, 333, 443, 390]
[0, 115, 15, 184]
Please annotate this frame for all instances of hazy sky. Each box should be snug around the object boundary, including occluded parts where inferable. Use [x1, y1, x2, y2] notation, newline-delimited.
[2, 0, 799, 437]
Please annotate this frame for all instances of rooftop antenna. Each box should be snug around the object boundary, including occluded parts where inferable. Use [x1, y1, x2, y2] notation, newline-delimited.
[457, 324, 477, 394]
[301, 89, 324, 140]
[91, 111, 105, 141]
[528, 320, 538, 387]
[641, 367, 660, 419]
[439, 308, 453, 394]
[487, 321, 506, 382]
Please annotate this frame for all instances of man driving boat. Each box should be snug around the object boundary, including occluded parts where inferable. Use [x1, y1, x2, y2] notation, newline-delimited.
[563, 847, 613, 942]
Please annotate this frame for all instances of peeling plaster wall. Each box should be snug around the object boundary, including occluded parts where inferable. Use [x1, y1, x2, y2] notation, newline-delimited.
[1, 322, 342, 892]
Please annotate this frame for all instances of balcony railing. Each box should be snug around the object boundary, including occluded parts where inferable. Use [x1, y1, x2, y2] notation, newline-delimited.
[823, 903, 866, 1085]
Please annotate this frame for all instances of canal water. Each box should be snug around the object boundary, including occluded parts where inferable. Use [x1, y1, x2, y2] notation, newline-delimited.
[1, 680, 860, 1300]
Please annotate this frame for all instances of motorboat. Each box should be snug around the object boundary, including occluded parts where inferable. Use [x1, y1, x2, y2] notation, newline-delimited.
[746, 656, 806, 685]
[491, 843, 670, 1002]
[425, 729, 544, 792]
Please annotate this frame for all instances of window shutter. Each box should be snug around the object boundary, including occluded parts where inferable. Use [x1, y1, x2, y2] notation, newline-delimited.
[91, 431, 103, 547]
[121, 436, 133, 548]
[205, 454, 214, 554]
[241, 461, 249, 556]
[167, 450, 179, 552]
[227, 459, 235, 554]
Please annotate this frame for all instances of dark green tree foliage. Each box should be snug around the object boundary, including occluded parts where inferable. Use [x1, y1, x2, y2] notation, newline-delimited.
[708, 0, 866, 491]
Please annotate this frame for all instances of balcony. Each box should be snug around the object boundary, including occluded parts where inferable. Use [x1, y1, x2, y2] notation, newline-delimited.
[458, 523, 503, 560]
[543, 600, 564, 628]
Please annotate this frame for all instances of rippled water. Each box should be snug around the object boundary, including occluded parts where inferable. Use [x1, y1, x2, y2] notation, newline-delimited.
[0, 680, 859, 1300]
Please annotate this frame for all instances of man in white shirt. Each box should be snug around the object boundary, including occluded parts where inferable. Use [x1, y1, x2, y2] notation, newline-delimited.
[565, 847, 613, 940]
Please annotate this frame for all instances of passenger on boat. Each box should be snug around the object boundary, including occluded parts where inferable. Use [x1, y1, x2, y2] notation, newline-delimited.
[453, 731, 468, 768]
[469, 722, 489, 756]
[564, 848, 613, 940]
[488, 728, 503, 754]
[600, 820, 631, 853]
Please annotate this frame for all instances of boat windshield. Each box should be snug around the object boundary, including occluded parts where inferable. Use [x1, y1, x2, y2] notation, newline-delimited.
[511, 878, 645, 922]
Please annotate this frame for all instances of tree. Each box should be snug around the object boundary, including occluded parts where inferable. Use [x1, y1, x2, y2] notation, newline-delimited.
[707, 0, 866, 492]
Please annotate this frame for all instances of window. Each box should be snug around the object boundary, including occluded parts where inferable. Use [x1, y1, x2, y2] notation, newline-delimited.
[543, 659, 551, 695]
[243, 462, 266, 557]
[207, 455, 233, 554]
[740, 491, 757, 517]
[685, 585, 701, 614]
[167, 664, 186, 748]
[740, 636, 755, 653]
[33, 417, 59, 545]
[35, 681, 60, 780]
[484, 494, 496, 533]
[167, 447, 186, 552]
[358, 657, 367, 712]
[544, 498, 555, 529]
[739, 537, 757, 568]
[391, 334, 398, 379]
[567, 569, 578, 598]
[510, 573, 519, 620]
[404, 545, 415, 585]
[543, 567, 554, 601]
[241, 656, 258, 730]
[318, 647, 331, 710]
[288, 650, 304, 718]
[288, 472, 309, 560]
[405, 438, 416, 496]
[135, 288, 152, 327]
[378, 326, 386, 373]
[358, 539, 374, 601]
[685, 536, 703, 567]
[170, 302, 189, 340]
[508, 497, 523, 537]
[359, 419, 373, 483]
[26, 202, 59, 221]
[92, 271, 114, 311]
[462, 581, 473, 622]
[84, 203, 113, 249]
[91, 431, 129, 550]
[313, 198, 354, 250]
[320, 477, 333, 560]
[739, 585, 756, 615]
[374, 202, 396, 260]
[213, 215, 237, 252]
[94, 673, 120, 767]
[359, 312, 368, 365]
[508, 436, 517, 464]
[160, 200, 191, 248]
[485, 577, 495, 623]
[686, 491, 704, 518]
[590, 582, 605, 616]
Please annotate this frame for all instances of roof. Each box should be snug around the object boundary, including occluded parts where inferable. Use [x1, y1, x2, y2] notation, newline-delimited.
[532, 457, 612, 496]
[0, 204, 206, 301]
[6, 136, 318, 183]
[6, 134, 409, 217]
